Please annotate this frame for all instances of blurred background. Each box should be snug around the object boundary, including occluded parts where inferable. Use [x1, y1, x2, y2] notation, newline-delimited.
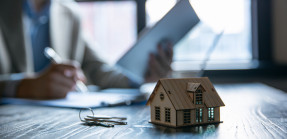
[76, 0, 287, 91]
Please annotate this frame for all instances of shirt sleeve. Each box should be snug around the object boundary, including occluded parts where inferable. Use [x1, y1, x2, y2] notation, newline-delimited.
[1, 80, 22, 97]
[127, 77, 141, 88]
[0, 73, 25, 98]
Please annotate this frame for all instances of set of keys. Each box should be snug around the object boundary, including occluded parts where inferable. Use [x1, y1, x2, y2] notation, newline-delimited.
[79, 108, 127, 127]
[84, 116, 127, 127]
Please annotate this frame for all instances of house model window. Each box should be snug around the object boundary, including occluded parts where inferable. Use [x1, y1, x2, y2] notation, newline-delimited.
[146, 77, 225, 127]
[196, 108, 203, 123]
[208, 107, 214, 121]
[165, 108, 171, 123]
[155, 107, 160, 121]
[195, 89, 203, 104]
[160, 93, 164, 100]
[183, 110, 191, 124]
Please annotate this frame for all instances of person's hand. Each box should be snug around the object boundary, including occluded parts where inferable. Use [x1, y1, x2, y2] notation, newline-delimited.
[17, 62, 86, 99]
[145, 42, 173, 83]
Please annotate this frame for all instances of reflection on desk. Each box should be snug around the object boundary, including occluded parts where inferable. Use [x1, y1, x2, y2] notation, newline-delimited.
[0, 83, 286, 138]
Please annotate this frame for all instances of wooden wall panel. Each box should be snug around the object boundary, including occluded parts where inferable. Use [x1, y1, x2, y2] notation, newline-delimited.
[150, 85, 176, 126]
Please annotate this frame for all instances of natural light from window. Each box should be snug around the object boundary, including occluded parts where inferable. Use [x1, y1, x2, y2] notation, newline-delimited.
[78, 0, 252, 70]
[78, 1, 137, 65]
[146, 0, 252, 70]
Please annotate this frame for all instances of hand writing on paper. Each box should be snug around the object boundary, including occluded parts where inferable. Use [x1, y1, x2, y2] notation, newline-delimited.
[17, 62, 86, 99]
[145, 41, 173, 83]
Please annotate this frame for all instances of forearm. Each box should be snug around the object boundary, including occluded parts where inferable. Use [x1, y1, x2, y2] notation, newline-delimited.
[81, 46, 132, 88]
[82, 59, 131, 88]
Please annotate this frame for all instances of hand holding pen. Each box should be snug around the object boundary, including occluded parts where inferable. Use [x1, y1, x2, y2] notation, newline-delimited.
[17, 48, 88, 99]
[44, 47, 88, 93]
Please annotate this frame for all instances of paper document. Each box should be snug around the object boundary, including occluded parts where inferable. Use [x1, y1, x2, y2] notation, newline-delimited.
[1, 89, 148, 108]
[116, 0, 200, 83]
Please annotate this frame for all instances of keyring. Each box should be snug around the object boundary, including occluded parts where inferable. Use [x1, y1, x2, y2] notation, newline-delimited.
[79, 107, 94, 122]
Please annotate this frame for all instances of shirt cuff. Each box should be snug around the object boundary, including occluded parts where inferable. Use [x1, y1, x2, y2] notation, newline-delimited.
[1, 73, 25, 98]
[2, 80, 22, 98]
[114, 65, 143, 88]
[128, 77, 142, 88]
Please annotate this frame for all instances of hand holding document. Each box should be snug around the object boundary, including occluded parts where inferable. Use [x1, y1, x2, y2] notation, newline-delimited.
[116, 0, 200, 83]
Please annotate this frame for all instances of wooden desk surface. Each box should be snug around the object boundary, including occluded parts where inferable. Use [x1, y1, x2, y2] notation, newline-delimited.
[0, 83, 286, 139]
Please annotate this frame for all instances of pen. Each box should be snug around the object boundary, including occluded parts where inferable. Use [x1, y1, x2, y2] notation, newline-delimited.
[44, 47, 89, 93]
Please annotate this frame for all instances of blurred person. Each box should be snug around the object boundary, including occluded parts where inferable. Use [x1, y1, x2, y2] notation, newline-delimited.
[0, 0, 173, 99]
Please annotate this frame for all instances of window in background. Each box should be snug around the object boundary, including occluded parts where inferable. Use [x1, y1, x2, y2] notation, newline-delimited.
[78, 0, 252, 70]
[78, 1, 137, 65]
[146, 0, 252, 70]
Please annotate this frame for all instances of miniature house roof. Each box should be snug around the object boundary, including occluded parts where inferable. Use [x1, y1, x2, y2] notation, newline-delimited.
[146, 77, 225, 110]
[186, 82, 201, 92]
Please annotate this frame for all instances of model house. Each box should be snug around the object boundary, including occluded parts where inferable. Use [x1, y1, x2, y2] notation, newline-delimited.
[146, 77, 225, 127]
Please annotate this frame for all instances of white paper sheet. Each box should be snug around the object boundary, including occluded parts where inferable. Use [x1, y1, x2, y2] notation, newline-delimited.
[1, 89, 148, 108]
[116, 0, 200, 83]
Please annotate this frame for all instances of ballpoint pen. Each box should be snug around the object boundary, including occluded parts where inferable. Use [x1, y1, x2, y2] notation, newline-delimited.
[44, 47, 89, 93]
